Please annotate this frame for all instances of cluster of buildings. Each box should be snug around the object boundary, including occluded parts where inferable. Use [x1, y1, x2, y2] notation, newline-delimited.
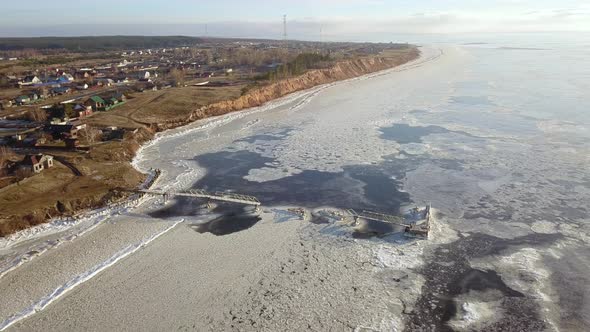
[5, 89, 128, 148]
[1, 65, 154, 109]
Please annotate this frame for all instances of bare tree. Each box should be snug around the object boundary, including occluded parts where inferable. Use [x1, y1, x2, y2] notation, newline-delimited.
[27, 108, 48, 123]
[0, 146, 16, 171]
[85, 74, 95, 86]
[190, 47, 199, 59]
[40, 86, 49, 99]
[203, 49, 213, 65]
[79, 126, 102, 145]
[170, 68, 185, 87]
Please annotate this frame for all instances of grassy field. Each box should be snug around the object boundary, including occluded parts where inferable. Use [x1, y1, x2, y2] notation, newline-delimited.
[84, 84, 246, 128]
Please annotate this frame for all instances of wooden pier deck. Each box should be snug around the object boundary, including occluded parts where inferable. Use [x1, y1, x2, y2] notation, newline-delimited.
[347, 209, 406, 226]
[137, 189, 261, 206]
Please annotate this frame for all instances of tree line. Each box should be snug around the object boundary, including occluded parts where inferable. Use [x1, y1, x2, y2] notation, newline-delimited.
[260, 53, 332, 82]
[0, 36, 204, 52]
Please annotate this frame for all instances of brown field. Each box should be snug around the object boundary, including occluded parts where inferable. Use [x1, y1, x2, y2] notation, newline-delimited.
[84, 84, 245, 129]
[0, 133, 150, 236]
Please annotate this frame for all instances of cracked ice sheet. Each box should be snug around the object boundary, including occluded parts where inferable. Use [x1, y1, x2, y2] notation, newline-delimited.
[239, 120, 402, 182]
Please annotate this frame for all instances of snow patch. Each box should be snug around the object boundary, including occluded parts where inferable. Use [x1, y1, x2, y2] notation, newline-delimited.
[0, 219, 182, 331]
[0, 169, 161, 280]
[374, 243, 424, 270]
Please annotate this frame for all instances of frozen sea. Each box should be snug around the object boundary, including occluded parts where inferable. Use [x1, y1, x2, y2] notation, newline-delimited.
[1, 34, 589, 331]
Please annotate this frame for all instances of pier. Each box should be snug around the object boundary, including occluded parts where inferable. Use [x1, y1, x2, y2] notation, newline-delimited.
[348, 206, 431, 239]
[136, 189, 261, 206]
[347, 209, 406, 226]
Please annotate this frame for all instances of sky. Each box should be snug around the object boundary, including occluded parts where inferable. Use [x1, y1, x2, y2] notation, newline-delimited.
[1, 0, 590, 40]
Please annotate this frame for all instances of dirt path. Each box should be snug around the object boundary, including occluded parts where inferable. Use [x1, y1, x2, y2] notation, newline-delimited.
[52, 156, 82, 176]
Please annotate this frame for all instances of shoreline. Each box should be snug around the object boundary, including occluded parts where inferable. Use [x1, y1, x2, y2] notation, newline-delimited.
[0, 46, 431, 283]
[0, 47, 421, 238]
[0, 45, 435, 282]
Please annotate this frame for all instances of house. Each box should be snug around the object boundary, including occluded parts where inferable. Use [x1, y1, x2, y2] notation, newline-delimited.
[85, 96, 106, 111]
[138, 72, 152, 82]
[112, 92, 127, 102]
[19, 75, 42, 86]
[45, 122, 85, 140]
[74, 104, 93, 118]
[61, 73, 74, 82]
[55, 76, 71, 85]
[95, 78, 114, 87]
[13, 133, 25, 141]
[104, 96, 125, 110]
[51, 86, 71, 95]
[15, 95, 31, 105]
[20, 154, 54, 173]
[101, 126, 125, 140]
[32, 88, 49, 99]
[107, 97, 119, 108]
[198, 72, 214, 78]
[115, 76, 130, 84]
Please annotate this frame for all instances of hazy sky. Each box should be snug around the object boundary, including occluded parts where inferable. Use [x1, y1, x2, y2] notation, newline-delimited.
[1, 0, 589, 39]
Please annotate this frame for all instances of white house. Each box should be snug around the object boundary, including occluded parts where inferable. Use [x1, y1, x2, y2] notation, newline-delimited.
[19, 75, 42, 86]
